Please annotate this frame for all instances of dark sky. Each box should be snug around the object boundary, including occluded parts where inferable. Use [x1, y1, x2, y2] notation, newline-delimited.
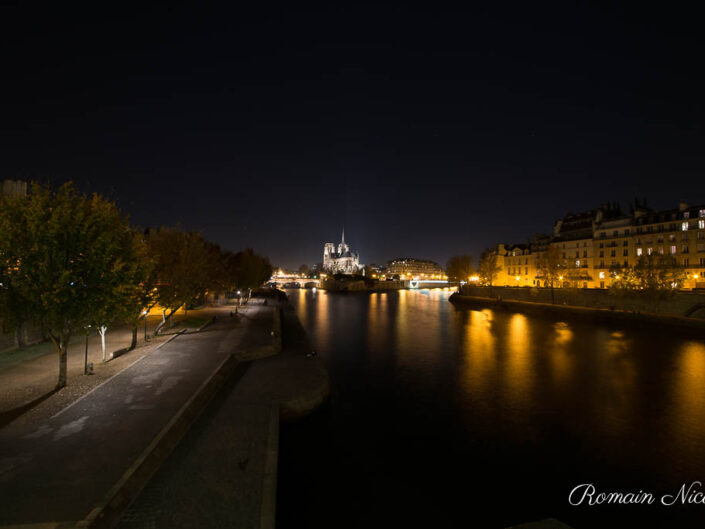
[2, 3, 704, 268]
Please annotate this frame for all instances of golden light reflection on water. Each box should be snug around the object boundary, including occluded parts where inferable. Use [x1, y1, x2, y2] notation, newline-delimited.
[505, 313, 533, 406]
[669, 341, 705, 460]
[460, 310, 497, 397]
[552, 322, 573, 348]
[606, 330, 629, 355]
[549, 322, 573, 383]
[295, 289, 308, 329]
[591, 329, 636, 441]
[366, 293, 390, 351]
[314, 289, 330, 351]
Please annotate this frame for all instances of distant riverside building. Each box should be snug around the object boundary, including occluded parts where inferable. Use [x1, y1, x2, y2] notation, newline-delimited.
[386, 258, 446, 279]
[490, 200, 705, 289]
[323, 230, 361, 274]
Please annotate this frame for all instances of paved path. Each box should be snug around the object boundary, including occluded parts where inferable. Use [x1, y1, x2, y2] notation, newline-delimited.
[115, 303, 330, 529]
[0, 311, 187, 418]
[0, 303, 269, 526]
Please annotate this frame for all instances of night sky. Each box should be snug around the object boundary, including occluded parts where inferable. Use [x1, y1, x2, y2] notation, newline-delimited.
[2, 3, 704, 269]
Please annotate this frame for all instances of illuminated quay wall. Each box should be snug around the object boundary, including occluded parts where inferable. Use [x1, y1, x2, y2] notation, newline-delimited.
[489, 202, 705, 290]
[456, 285, 705, 319]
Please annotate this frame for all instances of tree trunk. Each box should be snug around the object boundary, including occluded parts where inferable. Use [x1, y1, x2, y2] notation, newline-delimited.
[52, 334, 70, 389]
[14, 322, 25, 349]
[130, 323, 138, 350]
[99, 325, 108, 362]
[155, 305, 182, 335]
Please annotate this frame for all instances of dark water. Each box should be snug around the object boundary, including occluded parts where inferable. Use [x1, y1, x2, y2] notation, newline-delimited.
[278, 288, 705, 528]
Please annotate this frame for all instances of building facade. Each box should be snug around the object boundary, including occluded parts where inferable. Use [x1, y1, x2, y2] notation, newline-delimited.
[385, 258, 446, 279]
[322, 230, 361, 274]
[490, 201, 705, 290]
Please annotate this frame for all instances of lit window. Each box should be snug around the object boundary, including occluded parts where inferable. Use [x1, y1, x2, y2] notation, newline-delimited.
[683, 222, 689, 231]
[700, 209, 705, 218]
[599, 271, 605, 279]
[647, 247, 652, 255]
[636, 248, 642, 256]
[699, 220, 704, 229]
[671, 245, 677, 254]
[575, 260, 580, 267]
[684, 212, 691, 219]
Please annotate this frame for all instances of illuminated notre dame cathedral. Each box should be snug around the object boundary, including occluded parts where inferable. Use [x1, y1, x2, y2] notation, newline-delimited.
[322, 230, 361, 274]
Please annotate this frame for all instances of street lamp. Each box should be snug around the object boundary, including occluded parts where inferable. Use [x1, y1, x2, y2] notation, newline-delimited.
[84, 325, 91, 375]
[143, 310, 149, 341]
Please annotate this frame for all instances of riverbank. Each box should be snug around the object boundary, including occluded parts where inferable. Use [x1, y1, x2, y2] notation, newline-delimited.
[450, 292, 705, 331]
[115, 296, 330, 529]
[0, 297, 329, 529]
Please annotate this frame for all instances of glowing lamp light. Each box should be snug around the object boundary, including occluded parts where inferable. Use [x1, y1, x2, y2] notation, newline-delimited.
[515, 276, 520, 281]
[558, 275, 563, 280]
[695, 274, 700, 279]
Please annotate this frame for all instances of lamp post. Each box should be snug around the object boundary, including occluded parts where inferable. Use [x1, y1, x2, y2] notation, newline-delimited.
[143, 310, 148, 341]
[84, 325, 91, 375]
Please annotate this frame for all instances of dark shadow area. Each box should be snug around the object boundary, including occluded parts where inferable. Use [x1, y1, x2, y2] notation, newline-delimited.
[0, 387, 60, 429]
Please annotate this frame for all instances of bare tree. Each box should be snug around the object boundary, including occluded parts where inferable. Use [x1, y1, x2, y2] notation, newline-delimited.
[446, 255, 475, 284]
[536, 245, 563, 304]
[478, 248, 502, 287]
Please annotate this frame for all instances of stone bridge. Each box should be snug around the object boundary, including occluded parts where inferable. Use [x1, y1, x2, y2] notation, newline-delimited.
[270, 275, 321, 288]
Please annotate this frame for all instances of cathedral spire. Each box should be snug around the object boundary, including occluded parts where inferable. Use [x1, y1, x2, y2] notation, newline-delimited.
[341, 228, 345, 245]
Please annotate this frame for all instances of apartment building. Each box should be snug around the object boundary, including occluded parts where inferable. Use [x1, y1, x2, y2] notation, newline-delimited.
[490, 201, 705, 289]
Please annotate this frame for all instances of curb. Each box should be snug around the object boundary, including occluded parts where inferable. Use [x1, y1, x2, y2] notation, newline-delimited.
[74, 352, 239, 529]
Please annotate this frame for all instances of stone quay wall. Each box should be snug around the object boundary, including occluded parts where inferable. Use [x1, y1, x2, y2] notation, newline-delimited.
[458, 285, 705, 319]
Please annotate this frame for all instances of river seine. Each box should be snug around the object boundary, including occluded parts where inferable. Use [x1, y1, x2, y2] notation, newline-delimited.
[277, 288, 705, 528]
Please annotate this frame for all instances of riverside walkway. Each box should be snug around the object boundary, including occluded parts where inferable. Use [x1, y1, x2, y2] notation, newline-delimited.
[0, 302, 276, 528]
[115, 302, 330, 529]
